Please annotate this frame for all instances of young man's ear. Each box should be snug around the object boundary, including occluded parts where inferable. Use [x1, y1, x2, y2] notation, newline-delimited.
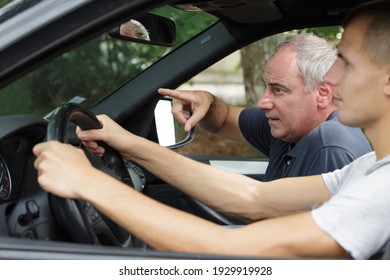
[317, 82, 333, 109]
[384, 66, 390, 97]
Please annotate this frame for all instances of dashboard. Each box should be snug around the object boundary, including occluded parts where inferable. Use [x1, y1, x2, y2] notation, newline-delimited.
[0, 115, 147, 244]
[0, 116, 47, 203]
[0, 116, 57, 240]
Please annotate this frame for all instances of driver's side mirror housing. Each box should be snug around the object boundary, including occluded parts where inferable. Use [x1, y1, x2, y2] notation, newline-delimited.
[154, 98, 195, 149]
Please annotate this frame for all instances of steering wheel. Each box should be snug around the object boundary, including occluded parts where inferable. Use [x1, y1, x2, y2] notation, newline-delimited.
[46, 103, 135, 247]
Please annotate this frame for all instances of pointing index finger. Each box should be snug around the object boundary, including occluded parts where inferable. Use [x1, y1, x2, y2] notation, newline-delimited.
[158, 88, 191, 102]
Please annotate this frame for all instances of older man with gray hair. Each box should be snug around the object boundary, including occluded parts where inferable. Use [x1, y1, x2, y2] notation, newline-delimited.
[159, 33, 371, 180]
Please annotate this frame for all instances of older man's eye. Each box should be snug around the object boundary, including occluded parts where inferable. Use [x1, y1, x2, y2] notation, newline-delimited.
[273, 87, 284, 95]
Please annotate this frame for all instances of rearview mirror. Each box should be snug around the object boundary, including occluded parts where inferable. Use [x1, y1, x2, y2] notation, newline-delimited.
[109, 13, 176, 46]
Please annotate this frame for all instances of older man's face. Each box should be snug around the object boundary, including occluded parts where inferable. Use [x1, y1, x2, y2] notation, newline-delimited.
[258, 48, 322, 143]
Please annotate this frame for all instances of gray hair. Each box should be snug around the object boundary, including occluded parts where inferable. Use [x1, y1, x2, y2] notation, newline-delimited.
[272, 33, 337, 92]
[120, 19, 150, 41]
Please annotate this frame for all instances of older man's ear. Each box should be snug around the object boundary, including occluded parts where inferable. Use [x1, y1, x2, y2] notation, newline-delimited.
[317, 83, 334, 109]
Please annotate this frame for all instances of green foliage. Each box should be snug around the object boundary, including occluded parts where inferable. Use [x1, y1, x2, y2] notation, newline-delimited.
[304, 26, 342, 44]
[0, 0, 13, 7]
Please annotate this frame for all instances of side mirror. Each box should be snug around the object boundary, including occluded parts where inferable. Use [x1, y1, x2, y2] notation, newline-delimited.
[154, 98, 195, 148]
[109, 13, 176, 47]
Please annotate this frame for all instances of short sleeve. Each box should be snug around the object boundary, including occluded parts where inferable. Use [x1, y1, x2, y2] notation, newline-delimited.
[238, 108, 272, 156]
[313, 153, 390, 259]
[308, 146, 357, 176]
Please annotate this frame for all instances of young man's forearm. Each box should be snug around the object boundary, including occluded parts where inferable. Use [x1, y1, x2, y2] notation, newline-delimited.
[126, 136, 330, 221]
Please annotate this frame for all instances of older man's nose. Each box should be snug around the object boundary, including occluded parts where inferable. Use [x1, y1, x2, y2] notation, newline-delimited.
[257, 91, 274, 110]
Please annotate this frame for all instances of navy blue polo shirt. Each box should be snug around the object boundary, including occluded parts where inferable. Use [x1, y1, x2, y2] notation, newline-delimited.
[239, 109, 372, 181]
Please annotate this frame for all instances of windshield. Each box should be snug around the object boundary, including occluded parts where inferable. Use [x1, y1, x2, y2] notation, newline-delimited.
[0, 3, 218, 116]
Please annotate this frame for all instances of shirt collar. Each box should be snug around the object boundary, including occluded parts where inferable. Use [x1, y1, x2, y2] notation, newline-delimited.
[286, 110, 338, 158]
[366, 153, 390, 174]
[326, 110, 338, 121]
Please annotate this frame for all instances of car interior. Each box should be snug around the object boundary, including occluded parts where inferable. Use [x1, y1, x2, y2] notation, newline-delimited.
[0, 0, 388, 259]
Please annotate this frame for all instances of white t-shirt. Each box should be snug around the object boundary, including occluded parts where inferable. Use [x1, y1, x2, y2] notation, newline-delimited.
[312, 151, 390, 259]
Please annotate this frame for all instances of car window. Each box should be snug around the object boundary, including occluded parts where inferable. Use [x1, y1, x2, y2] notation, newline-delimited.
[175, 27, 341, 157]
[0, 4, 218, 116]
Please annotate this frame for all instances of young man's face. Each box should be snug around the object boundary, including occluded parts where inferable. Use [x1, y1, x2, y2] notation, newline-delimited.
[325, 19, 388, 130]
[258, 49, 322, 143]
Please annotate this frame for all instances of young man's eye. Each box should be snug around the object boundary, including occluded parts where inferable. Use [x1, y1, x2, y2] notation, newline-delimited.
[337, 56, 349, 69]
